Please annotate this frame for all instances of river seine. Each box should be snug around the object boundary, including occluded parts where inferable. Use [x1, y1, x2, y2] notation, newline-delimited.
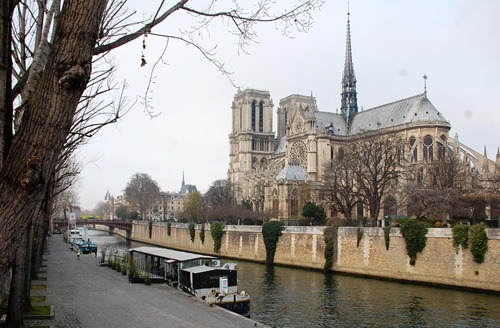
[86, 229, 500, 327]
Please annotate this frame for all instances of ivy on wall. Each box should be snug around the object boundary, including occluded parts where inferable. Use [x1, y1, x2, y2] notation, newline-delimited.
[199, 225, 205, 244]
[356, 227, 364, 247]
[384, 227, 391, 251]
[400, 220, 428, 266]
[323, 225, 338, 271]
[167, 222, 171, 236]
[452, 224, 469, 253]
[210, 221, 225, 253]
[262, 221, 285, 265]
[470, 224, 488, 264]
[188, 222, 196, 242]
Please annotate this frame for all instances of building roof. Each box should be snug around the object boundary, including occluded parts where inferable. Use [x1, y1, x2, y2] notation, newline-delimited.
[129, 246, 217, 262]
[315, 111, 348, 135]
[350, 93, 450, 135]
[276, 164, 313, 181]
[180, 184, 197, 194]
[275, 136, 287, 154]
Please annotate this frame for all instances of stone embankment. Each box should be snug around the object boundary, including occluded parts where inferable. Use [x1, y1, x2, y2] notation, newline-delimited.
[27, 234, 266, 327]
[125, 222, 500, 294]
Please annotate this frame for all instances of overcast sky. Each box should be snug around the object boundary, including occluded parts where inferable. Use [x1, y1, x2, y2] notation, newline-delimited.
[77, 0, 500, 210]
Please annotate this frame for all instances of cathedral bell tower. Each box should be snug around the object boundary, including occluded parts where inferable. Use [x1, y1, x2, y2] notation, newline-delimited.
[340, 12, 358, 127]
[228, 89, 274, 200]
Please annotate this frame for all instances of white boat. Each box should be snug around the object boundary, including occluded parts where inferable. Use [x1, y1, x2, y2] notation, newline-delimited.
[65, 228, 82, 245]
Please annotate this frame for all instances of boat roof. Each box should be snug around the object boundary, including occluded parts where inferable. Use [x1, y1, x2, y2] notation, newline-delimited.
[182, 265, 229, 274]
[129, 246, 218, 263]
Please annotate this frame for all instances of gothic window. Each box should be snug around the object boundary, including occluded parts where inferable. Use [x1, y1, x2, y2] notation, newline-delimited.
[272, 189, 279, 214]
[423, 135, 433, 162]
[416, 167, 424, 185]
[251, 100, 256, 131]
[384, 196, 398, 217]
[239, 107, 242, 130]
[260, 158, 268, 170]
[330, 147, 334, 160]
[338, 147, 344, 160]
[409, 137, 418, 163]
[290, 189, 299, 216]
[356, 201, 364, 219]
[252, 157, 258, 170]
[289, 141, 307, 167]
[259, 101, 264, 132]
[438, 135, 447, 160]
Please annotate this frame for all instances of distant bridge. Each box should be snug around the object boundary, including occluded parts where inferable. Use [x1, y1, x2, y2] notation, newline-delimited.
[53, 219, 132, 232]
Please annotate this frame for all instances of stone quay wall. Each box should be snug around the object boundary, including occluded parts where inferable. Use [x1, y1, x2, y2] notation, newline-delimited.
[131, 222, 326, 269]
[129, 222, 499, 293]
[335, 227, 500, 293]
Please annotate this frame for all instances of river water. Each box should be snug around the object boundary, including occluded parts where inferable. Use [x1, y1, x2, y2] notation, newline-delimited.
[85, 229, 500, 327]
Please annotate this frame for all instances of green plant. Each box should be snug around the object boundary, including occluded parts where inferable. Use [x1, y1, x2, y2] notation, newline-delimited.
[148, 220, 153, 238]
[189, 222, 196, 242]
[262, 221, 285, 265]
[144, 262, 152, 284]
[356, 227, 364, 247]
[200, 225, 205, 244]
[384, 227, 391, 250]
[128, 257, 138, 278]
[323, 225, 338, 271]
[167, 222, 171, 236]
[400, 220, 428, 266]
[210, 221, 225, 253]
[100, 247, 106, 263]
[470, 224, 488, 264]
[452, 224, 469, 253]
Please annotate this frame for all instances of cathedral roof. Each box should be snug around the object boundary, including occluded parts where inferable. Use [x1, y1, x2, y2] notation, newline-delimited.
[349, 93, 450, 135]
[315, 111, 348, 135]
[275, 136, 287, 154]
[276, 164, 313, 181]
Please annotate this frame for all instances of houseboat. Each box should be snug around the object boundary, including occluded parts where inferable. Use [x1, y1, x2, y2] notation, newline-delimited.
[128, 246, 250, 317]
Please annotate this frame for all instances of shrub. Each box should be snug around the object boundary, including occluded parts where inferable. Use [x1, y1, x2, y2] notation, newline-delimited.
[210, 221, 225, 253]
[452, 224, 469, 253]
[400, 220, 428, 266]
[262, 221, 285, 265]
[199, 225, 205, 244]
[356, 227, 364, 247]
[323, 225, 338, 271]
[470, 224, 488, 264]
[189, 222, 196, 242]
[384, 227, 391, 250]
[167, 222, 171, 236]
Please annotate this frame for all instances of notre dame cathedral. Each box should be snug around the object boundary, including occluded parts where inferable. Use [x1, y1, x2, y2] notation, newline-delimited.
[228, 13, 499, 222]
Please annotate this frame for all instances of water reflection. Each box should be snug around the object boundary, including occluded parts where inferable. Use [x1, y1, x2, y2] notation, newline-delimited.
[85, 229, 500, 328]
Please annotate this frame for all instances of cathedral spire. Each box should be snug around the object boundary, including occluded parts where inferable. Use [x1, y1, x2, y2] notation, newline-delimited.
[340, 11, 358, 127]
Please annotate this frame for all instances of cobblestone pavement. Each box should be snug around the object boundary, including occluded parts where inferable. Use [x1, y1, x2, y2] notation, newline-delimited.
[29, 235, 267, 328]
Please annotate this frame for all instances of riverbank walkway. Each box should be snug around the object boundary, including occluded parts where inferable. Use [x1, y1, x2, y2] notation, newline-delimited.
[27, 235, 267, 327]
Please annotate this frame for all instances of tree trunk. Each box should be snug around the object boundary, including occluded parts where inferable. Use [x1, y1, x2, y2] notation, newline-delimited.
[6, 228, 30, 328]
[0, 0, 17, 165]
[0, 0, 107, 281]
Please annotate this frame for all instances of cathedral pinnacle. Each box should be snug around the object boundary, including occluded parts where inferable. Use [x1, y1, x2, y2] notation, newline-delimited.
[340, 10, 358, 127]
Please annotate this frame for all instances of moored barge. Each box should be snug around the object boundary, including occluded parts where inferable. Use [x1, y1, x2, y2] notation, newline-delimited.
[128, 246, 250, 317]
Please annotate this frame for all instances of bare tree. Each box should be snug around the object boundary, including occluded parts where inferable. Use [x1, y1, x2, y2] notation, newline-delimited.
[204, 179, 236, 206]
[350, 135, 406, 225]
[124, 173, 160, 221]
[322, 154, 362, 221]
[0, 1, 323, 323]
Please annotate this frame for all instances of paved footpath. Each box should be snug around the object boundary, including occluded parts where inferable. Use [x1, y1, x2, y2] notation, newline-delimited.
[30, 235, 267, 328]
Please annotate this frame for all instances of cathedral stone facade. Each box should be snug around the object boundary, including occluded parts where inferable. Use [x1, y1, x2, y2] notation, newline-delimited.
[228, 13, 497, 221]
